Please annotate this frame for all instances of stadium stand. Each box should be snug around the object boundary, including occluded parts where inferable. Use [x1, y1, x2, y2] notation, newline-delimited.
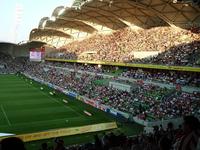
[19, 61, 199, 121]
[0, 52, 18, 74]
[45, 27, 200, 67]
[1, 0, 200, 149]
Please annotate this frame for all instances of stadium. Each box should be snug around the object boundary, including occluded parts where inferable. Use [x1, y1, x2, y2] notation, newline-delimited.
[0, 0, 200, 149]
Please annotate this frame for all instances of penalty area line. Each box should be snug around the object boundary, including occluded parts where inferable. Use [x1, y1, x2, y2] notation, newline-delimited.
[1, 105, 11, 126]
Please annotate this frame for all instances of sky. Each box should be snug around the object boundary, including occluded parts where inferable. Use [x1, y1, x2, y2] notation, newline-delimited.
[0, 0, 74, 43]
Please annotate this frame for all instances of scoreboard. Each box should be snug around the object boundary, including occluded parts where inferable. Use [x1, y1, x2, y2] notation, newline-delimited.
[29, 47, 45, 62]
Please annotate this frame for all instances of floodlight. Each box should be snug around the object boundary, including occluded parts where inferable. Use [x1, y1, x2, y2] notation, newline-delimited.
[42, 20, 47, 28]
[50, 16, 56, 22]
[58, 8, 65, 16]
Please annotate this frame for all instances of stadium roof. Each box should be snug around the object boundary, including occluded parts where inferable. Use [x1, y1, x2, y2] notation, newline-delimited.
[29, 0, 200, 47]
[0, 41, 46, 55]
[18, 40, 47, 47]
[45, 18, 97, 34]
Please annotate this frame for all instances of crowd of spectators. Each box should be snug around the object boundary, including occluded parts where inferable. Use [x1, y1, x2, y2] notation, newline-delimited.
[121, 68, 200, 87]
[0, 52, 17, 74]
[38, 115, 199, 150]
[44, 61, 200, 87]
[44, 62, 106, 74]
[47, 27, 200, 66]
[142, 41, 200, 66]
[2, 53, 199, 88]
[147, 92, 200, 120]
[22, 62, 200, 121]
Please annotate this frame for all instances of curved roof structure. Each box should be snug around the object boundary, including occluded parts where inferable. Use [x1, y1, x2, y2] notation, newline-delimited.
[19, 40, 46, 47]
[30, 28, 72, 38]
[51, 6, 65, 17]
[45, 18, 97, 34]
[72, 0, 87, 8]
[30, 0, 200, 48]
[129, 0, 200, 27]
[80, 0, 167, 28]
[59, 7, 129, 30]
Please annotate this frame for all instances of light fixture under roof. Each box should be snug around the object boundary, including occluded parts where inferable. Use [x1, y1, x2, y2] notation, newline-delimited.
[50, 16, 56, 22]
[58, 8, 65, 16]
[42, 20, 47, 28]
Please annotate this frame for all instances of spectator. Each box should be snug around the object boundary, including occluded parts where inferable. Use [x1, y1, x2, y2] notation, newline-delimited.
[40, 143, 49, 150]
[0, 137, 26, 150]
[174, 116, 200, 150]
[159, 136, 171, 150]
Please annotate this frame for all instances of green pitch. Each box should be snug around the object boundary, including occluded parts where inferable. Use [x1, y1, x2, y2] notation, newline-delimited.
[0, 74, 114, 135]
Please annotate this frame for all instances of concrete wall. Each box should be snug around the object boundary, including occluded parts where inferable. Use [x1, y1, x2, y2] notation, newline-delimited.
[130, 51, 160, 59]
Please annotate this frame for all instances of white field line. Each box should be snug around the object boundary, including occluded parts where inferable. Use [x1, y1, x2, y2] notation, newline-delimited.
[1, 105, 11, 126]
[27, 82, 84, 117]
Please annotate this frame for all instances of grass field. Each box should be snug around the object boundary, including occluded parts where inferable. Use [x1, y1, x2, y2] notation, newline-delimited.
[0, 74, 115, 134]
[0, 74, 143, 149]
